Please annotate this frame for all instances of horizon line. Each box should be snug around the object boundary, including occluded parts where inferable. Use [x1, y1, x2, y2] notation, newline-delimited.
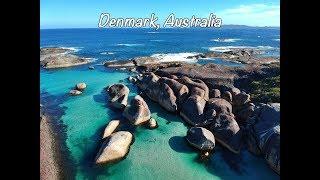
[40, 24, 280, 30]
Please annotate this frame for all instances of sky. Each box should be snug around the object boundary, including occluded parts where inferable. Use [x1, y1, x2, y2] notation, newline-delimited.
[40, 0, 280, 29]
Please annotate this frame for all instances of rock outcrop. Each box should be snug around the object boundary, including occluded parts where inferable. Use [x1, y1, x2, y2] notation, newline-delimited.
[186, 127, 215, 152]
[69, 89, 82, 96]
[95, 131, 133, 164]
[102, 120, 120, 139]
[123, 95, 151, 125]
[107, 84, 130, 109]
[76, 83, 87, 91]
[246, 103, 280, 174]
[40, 47, 90, 68]
[210, 113, 242, 154]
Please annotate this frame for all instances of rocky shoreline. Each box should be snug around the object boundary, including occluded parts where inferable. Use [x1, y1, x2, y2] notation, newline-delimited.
[40, 47, 90, 68]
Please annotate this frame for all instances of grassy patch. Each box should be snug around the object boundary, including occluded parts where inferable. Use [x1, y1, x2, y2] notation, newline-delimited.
[249, 75, 280, 103]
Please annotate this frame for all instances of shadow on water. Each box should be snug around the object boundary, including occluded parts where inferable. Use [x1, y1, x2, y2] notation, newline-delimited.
[168, 136, 194, 154]
[40, 90, 77, 179]
[203, 146, 248, 179]
[78, 116, 137, 179]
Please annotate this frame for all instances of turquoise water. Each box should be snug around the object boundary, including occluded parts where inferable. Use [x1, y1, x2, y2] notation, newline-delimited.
[40, 28, 280, 179]
[40, 65, 279, 180]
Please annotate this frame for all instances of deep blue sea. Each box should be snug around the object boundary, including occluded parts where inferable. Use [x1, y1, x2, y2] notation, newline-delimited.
[40, 28, 280, 180]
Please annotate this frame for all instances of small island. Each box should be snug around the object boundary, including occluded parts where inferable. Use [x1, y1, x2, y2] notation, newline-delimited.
[40, 47, 90, 68]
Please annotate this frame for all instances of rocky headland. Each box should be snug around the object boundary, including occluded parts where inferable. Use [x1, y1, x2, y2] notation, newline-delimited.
[40, 47, 90, 68]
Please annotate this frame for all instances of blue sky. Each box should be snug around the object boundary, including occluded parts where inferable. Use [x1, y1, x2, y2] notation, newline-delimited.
[40, 0, 280, 29]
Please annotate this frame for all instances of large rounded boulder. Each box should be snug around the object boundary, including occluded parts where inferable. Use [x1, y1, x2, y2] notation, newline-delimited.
[107, 84, 130, 109]
[178, 76, 209, 100]
[123, 95, 151, 125]
[158, 77, 189, 107]
[102, 120, 120, 139]
[210, 113, 242, 154]
[206, 98, 233, 115]
[95, 131, 133, 165]
[76, 82, 87, 91]
[180, 95, 209, 126]
[186, 127, 215, 151]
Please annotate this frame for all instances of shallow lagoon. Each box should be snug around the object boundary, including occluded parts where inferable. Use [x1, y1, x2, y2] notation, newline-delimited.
[40, 65, 279, 180]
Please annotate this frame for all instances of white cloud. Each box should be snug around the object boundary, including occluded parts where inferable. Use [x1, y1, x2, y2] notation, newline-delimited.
[218, 4, 280, 26]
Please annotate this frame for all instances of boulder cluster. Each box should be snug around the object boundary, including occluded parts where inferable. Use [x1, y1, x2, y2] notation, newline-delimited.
[69, 82, 87, 96]
[95, 83, 158, 165]
[130, 72, 280, 174]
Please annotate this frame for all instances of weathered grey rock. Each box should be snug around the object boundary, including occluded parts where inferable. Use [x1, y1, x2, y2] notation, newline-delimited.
[136, 72, 159, 91]
[107, 84, 130, 109]
[158, 77, 189, 107]
[147, 118, 158, 129]
[95, 131, 133, 164]
[123, 95, 151, 125]
[235, 103, 255, 124]
[76, 83, 87, 91]
[69, 89, 82, 96]
[222, 91, 232, 103]
[180, 95, 209, 126]
[157, 83, 177, 112]
[186, 127, 215, 151]
[102, 120, 120, 139]
[206, 98, 233, 115]
[230, 87, 241, 96]
[177, 76, 209, 100]
[233, 92, 251, 106]
[210, 89, 221, 98]
[210, 113, 242, 154]
[128, 76, 137, 83]
[246, 103, 280, 174]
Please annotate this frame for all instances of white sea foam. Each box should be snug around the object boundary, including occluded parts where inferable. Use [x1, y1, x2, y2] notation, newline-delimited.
[211, 38, 242, 43]
[84, 57, 98, 62]
[147, 32, 160, 34]
[60, 47, 82, 52]
[116, 43, 144, 47]
[150, 52, 200, 62]
[207, 46, 278, 52]
[150, 40, 164, 42]
[100, 52, 115, 55]
[273, 39, 280, 41]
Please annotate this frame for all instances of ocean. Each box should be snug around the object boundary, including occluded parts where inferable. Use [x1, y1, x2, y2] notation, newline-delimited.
[40, 27, 280, 180]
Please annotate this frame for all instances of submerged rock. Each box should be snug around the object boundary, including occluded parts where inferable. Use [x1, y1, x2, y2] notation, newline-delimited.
[69, 89, 82, 96]
[123, 95, 151, 125]
[107, 84, 130, 109]
[76, 83, 87, 91]
[102, 120, 120, 139]
[210, 113, 242, 154]
[186, 127, 215, 151]
[95, 131, 133, 165]
[88, 66, 95, 70]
